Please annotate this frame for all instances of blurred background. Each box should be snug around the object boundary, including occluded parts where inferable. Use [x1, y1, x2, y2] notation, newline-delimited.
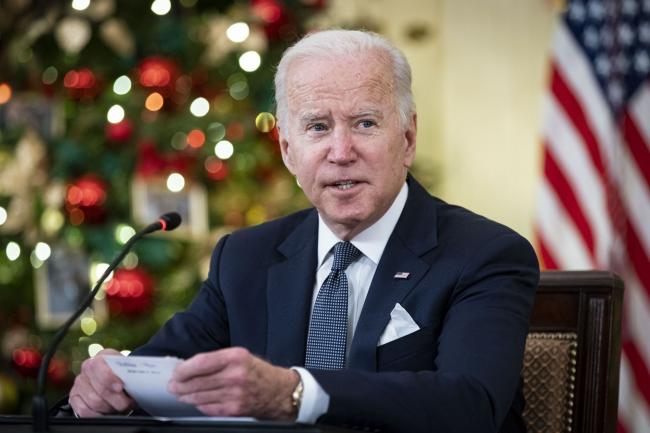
[0, 1, 648, 432]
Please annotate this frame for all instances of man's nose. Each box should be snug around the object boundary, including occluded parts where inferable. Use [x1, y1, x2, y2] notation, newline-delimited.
[328, 129, 357, 164]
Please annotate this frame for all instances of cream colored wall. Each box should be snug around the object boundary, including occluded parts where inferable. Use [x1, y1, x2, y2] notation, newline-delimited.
[324, 0, 559, 242]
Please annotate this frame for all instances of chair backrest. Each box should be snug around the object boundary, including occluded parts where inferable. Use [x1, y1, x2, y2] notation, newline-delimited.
[522, 270, 623, 433]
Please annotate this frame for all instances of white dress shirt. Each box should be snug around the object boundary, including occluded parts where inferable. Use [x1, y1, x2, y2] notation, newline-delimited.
[293, 182, 409, 423]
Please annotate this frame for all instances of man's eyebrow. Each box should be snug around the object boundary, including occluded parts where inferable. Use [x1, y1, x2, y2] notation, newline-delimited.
[298, 112, 330, 123]
[349, 109, 384, 119]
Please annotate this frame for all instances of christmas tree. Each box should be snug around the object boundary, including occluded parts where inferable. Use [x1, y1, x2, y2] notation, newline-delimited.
[0, 0, 326, 414]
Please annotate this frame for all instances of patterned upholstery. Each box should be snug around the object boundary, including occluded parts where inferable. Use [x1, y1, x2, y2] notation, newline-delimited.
[522, 332, 578, 433]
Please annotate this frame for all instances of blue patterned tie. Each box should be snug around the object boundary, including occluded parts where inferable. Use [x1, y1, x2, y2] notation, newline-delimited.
[305, 241, 362, 370]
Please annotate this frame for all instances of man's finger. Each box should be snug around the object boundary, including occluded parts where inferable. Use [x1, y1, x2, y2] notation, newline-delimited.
[172, 348, 249, 382]
[84, 351, 125, 393]
[70, 375, 115, 415]
[197, 401, 247, 417]
[169, 367, 241, 395]
[69, 395, 103, 418]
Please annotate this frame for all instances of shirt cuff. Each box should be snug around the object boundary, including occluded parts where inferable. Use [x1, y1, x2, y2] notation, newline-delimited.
[291, 367, 329, 424]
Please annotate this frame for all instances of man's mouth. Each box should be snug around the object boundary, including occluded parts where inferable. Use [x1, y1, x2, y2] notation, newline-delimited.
[333, 180, 357, 190]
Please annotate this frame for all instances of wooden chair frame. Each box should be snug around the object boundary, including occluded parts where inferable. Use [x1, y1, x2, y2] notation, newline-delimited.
[524, 270, 624, 433]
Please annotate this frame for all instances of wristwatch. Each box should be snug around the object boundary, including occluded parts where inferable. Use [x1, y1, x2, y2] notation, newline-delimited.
[291, 377, 304, 414]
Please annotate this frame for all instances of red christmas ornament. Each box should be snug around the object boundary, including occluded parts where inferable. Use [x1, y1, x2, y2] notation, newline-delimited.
[205, 156, 229, 181]
[63, 68, 100, 100]
[47, 357, 71, 388]
[251, 0, 291, 40]
[136, 141, 167, 177]
[105, 119, 134, 143]
[12, 347, 42, 378]
[65, 175, 108, 225]
[136, 140, 195, 178]
[137, 57, 179, 97]
[104, 268, 154, 317]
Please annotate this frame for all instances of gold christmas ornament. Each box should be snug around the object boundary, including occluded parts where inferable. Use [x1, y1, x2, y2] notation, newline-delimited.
[255, 112, 276, 133]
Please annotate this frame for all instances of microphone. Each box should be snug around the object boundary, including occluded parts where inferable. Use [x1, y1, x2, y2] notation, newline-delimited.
[32, 212, 182, 432]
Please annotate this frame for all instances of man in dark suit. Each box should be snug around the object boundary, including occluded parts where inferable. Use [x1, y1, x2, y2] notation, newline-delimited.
[68, 29, 539, 433]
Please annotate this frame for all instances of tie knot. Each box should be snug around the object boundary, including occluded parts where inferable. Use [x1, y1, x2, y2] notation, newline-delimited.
[332, 241, 361, 271]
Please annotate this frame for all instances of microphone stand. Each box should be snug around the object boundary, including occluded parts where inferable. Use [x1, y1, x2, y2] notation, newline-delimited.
[32, 222, 163, 432]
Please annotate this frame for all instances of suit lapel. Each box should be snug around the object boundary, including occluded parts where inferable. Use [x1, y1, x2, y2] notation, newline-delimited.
[266, 211, 318, 367]
[348, 178, 439, 371]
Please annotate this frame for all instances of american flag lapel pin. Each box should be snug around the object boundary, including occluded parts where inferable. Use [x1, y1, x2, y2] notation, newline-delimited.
[393, 272, 410, 279]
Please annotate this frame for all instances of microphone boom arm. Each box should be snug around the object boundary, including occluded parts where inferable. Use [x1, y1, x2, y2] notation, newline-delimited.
[32, 213, 180, 432]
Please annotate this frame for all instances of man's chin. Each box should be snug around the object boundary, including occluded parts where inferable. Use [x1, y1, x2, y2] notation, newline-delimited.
[318, 210, 372, 238]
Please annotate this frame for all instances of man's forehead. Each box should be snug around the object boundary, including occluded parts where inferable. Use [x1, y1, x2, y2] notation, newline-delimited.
[285, 52, 395, 108]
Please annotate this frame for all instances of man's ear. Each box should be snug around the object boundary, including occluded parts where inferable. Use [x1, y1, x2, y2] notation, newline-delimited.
[403, 113, 417, 168]
[278, 126, 296, 175]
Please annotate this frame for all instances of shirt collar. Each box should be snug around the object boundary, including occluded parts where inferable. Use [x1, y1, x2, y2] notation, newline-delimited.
[317, 182, 409, 268]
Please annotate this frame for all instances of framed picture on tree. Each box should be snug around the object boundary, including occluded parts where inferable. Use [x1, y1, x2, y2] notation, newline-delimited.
[131, 175, 209, 239]
[35, 246, 106, 329]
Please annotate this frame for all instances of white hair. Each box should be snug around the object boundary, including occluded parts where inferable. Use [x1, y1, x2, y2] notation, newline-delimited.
[274, 29, 415, 132]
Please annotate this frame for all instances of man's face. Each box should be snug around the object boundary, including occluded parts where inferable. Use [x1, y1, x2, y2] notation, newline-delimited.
[279, 50, 416, 240]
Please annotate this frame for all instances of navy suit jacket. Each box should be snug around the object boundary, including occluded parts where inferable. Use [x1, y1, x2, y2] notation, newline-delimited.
[134, 177, 539, 433]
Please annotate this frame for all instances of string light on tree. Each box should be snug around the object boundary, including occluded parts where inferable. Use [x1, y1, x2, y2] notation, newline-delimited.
[167, 173, 185, 192]
[145, 92, 164, 111]
[107, 105, 125, 123]
[30, 251, 44, 269]
[239, 51, 261, 72]
[6, 242, 20, 261]
[206, 122, 226, 142]
[71, 0, 90, 11]
[34, 242, 51, 261]
[171, 131, 188, 150]
[151, 0, 171, 15]
[187, 129, 205, 148]
[0, 206, 7, 226]
[91, 262, 113, 286]
[214, 140, 234, 159]
[226, 22, 250, 43]
[113, 76, 132, 95]
[41, 67, 58, 85]
[41, 209, 65, 234]
[80, 317, 97, 336]
[190, 97, 210, 117]
[88, 344, 104, 358]
[0, 83, 13, 105]
[115, 224, 136, 245]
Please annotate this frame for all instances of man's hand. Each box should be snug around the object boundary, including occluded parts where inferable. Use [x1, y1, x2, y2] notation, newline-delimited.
[69, 348, 135, 417]
[168, 347, 300, 420]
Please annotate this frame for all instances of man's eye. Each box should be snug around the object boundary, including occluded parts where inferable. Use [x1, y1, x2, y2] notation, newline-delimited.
[359, 120, 376, 128]
[308, 123, 328, 132]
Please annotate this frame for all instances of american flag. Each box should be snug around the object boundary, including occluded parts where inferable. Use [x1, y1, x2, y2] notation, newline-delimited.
[535, 0, 650, 432]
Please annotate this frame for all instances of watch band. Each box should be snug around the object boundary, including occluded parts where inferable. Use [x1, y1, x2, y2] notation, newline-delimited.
[291, 377, 304, 413]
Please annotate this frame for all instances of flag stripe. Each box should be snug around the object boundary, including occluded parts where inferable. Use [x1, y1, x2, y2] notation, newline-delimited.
[537, 180, 595, 268]
[622, 340, 650, 408]
[536, 230, 559, 270]
[552, 24, 618, 176]
[625, 273, 650, 381]
[621, 112, 650, 190]
[617, 141, 650, 257]
[550, 63, 607, 181]
[543, 146, 596, 259]
[543, 93, 613, 265]
[624, 215, 650, 299]
[619, 354, 650, 433]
